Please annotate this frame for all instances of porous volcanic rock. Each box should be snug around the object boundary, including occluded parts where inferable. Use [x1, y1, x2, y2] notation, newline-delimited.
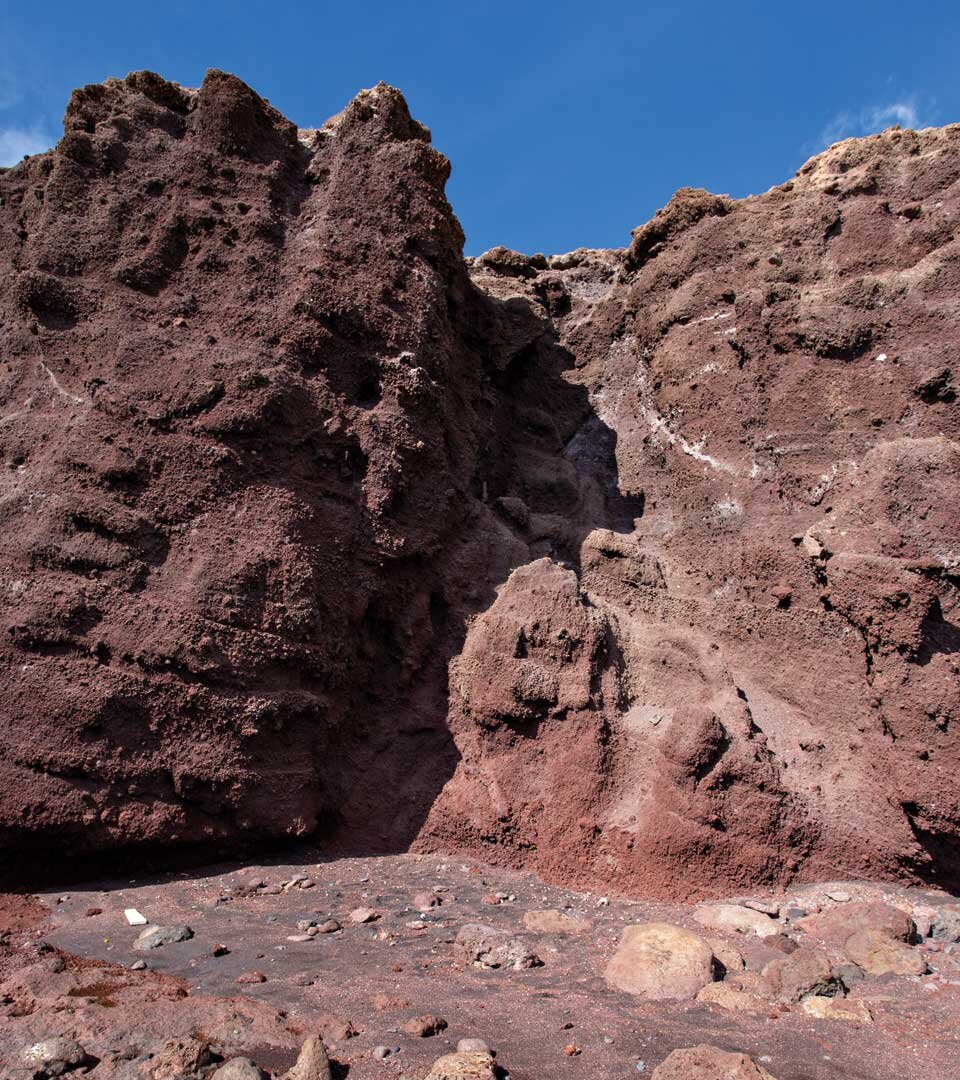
[604, 922, 715, 999]
[0, 70, 958, 901]
[650, 1045, 778, 1080]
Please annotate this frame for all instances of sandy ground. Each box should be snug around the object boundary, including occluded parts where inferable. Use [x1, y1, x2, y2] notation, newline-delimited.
[2, 850, 958, 1078]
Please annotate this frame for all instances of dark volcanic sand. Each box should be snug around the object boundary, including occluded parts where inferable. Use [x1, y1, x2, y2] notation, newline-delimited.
[0, 853, 956, 1079]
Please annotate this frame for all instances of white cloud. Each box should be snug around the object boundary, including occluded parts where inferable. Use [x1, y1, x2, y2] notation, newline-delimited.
[817, 96, 932, 151]
[865, 101, 921, 130]
[0, 127, 54, 167]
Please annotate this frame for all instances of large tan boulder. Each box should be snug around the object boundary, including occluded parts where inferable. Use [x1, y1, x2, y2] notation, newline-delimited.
[138, 1039, 215, 1079]
[802, 995, 873, 1023]
[605, 923, 715, 1000]
[651, 1045, 778, 1079]
[19, 1038, 88, 1075]
[843, 930, 927, 976]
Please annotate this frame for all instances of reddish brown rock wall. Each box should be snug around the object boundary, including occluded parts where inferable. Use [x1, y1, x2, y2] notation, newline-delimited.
[1, 71, 957, 898]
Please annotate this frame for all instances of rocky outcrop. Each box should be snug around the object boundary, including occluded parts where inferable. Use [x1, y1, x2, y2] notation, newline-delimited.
[426, 120, 960, 897]
[0, 70, 957, 899]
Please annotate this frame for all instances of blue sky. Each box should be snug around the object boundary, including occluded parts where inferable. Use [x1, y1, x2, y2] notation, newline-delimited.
[2, 2, 958, 255]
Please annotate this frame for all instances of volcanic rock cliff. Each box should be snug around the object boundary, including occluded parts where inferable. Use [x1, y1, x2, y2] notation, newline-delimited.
[0, 70, 957, 899]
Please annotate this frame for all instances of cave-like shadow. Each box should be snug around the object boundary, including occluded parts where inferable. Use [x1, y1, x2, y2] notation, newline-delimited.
[308, 270, 645, 862]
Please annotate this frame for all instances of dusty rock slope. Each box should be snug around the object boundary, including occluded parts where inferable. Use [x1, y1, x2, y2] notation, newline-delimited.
[0, 70, 957, 899]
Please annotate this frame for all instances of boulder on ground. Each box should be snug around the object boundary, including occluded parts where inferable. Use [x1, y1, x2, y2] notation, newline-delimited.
[20, 1037, 86, 1076]
[133, 924, 194, 951]
[136, 1038, 215, 1080]
[348, 907, 380, 924]
[651, 1045, 778, 1079]
[796, 902, 915, 945]
[402, 1015, 448, 1038]
[605, 923, 715, 1000]
[316, 1015, 357, 1044]
[696, 982, 769, 1015]
[455, 924, 542, 970]
[211, 1059, 267, 1080]
[425, 1051, 498, 1079]
[760, 947, 842, 1002]
[843, 929, 928, 976]
[706, 938, 745, 973]
[413, 891, 442, 912]
[457, 1039, 491, 1054]
[930, 905, 960, 943]
[802, 995, 873, 1023]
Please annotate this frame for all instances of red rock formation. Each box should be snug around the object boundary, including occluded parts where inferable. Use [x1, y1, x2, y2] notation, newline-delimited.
[1, 71, 957, 899]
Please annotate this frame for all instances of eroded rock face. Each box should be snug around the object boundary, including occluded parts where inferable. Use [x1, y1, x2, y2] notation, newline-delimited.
[0, 70, 958, 901]
[0, 70, 562, 861]
[427, 123, 960, 898]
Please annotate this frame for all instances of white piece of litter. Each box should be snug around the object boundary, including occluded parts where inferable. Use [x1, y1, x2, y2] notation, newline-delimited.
[124, 908, 147, 925]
